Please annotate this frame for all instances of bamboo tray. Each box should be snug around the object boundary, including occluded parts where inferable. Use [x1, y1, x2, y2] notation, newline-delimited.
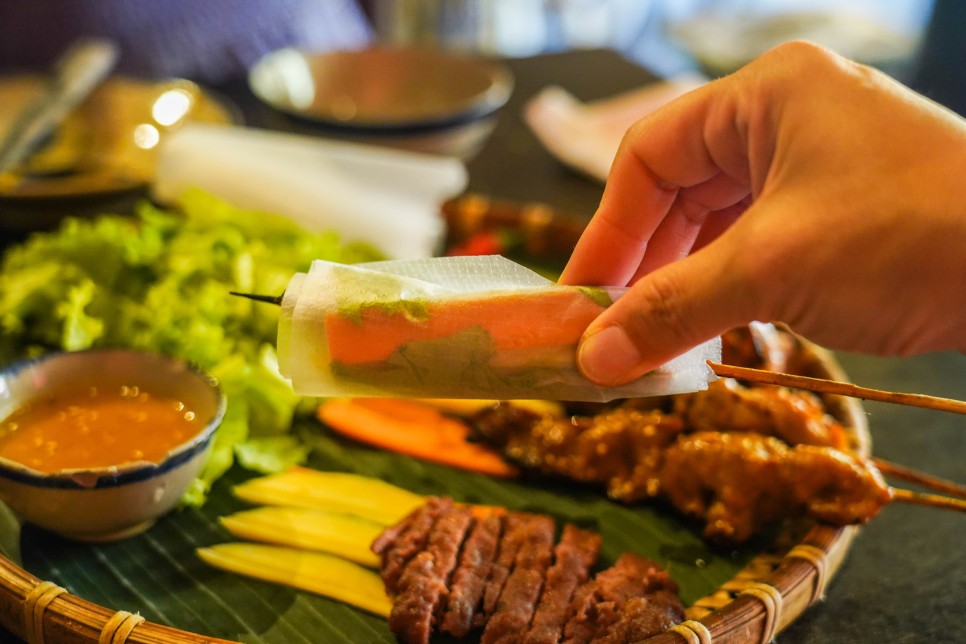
[0, 195, 870, 644]
[0, 339, 870, 643]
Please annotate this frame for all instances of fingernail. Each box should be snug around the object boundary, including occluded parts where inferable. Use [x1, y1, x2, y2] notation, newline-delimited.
[577, 324, 643, 386]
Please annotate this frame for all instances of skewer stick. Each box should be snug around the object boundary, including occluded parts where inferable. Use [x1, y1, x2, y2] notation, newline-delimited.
[229, 291, 283, 305]
[708, 361, 966, 416]
[890, 488, 966, 513]
[874, 459, 966, 499]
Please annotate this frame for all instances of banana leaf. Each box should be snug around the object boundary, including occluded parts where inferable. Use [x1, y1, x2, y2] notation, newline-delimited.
[5, 416, 762, 643]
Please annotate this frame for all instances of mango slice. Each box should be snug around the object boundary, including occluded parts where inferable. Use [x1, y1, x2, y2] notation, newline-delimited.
[197, 543, 391, 617]
[232, 467, 424, 526]
[219, 506, 382, 568]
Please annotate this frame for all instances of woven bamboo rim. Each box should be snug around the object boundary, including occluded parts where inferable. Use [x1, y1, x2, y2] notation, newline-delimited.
[0, 331, 867, 642]
[0, 553, 235, 643]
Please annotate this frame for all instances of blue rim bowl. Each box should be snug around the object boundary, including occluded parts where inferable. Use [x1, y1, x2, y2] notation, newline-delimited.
[0, 348, 226, 541]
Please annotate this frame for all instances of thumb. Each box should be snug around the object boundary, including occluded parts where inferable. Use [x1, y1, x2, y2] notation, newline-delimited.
[576, 237, 759, 386]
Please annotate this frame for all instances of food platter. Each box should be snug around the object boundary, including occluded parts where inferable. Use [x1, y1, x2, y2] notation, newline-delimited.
[0, 196, 880, 643]
[0, 340, 868, 643]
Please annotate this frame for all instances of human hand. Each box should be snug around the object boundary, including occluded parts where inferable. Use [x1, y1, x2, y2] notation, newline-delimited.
[560, 41, 966, 385]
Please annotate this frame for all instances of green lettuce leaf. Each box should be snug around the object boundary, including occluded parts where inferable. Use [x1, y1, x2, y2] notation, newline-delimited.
[0, 189, 384, 505]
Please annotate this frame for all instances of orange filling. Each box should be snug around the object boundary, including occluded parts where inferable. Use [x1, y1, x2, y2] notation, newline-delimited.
[325, 290, 606, 365]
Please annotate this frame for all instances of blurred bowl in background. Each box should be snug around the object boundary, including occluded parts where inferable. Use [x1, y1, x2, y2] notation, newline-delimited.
[248, 46, 514, 158]
[670, 9, 925, 77]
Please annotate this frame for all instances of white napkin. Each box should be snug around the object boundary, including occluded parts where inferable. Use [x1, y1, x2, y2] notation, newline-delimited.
[152, 124, 468, 259]
[524, 75, 705, 183]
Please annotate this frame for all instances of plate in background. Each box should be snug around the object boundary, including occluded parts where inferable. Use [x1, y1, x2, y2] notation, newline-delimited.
[0, 75, 237, 201]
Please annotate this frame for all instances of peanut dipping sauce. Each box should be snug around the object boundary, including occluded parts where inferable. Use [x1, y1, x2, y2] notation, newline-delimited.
[0, 385, 202, 473]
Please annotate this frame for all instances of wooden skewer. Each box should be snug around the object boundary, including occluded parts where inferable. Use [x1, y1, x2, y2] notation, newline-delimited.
[890, 488, 966, 513]
[229, 291, 283, 305]
[709, 362, 966, 512]
[708, 361, 966, 416]
[875, 458, 966, 499]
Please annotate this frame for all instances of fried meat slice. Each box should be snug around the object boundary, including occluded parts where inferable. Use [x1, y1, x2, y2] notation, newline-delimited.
[388, 504, 474, 644]
[440, 513, 504, 637]
[524, 524, 602, 644]
[481, 514, 556, 644]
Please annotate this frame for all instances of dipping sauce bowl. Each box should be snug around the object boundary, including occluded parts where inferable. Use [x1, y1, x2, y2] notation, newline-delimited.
[0, 349, 225, 542]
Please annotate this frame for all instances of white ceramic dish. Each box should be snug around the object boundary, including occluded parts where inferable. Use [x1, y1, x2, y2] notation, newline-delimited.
[0, 349, 225, 542]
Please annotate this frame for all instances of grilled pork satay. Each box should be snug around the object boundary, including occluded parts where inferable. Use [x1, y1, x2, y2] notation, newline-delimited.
[389, 504, 474, 644]
[659, 432, 892, 544]
[390, 553, 438, 644]
[786, 444, 895, 526]
[470, 401, 888, 545]
[473, 403, 686, 502]
[673, 378, 849, 448]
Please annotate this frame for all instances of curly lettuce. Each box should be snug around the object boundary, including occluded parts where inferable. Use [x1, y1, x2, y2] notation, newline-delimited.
[0, 189, 383, 505]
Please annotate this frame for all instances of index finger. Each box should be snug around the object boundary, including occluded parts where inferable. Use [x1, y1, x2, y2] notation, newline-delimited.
[560, 79, 751, 286]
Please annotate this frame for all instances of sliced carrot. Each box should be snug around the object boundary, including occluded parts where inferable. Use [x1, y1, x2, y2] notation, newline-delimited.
[317, 398, 518, 478]
[325, 288, 607, 365]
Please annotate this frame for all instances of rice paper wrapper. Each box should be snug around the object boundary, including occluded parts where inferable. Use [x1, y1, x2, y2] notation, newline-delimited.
[278, 256, 719, 402]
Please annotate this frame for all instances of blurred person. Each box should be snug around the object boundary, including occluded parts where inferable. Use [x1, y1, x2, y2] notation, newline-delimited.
[560, 41, 966, 385]
[0, 0, 372, 84]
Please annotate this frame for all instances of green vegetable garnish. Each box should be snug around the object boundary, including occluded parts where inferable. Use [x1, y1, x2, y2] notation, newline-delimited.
[577, 285, 616, 308]
[0, 188, 383, 505]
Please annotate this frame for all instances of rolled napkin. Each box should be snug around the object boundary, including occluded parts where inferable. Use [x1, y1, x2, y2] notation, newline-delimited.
[153, 124, 468, 259]
[277, 255, 719, 401]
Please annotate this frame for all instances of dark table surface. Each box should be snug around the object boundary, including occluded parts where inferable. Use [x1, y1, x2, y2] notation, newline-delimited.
[1, 48, 964, 643]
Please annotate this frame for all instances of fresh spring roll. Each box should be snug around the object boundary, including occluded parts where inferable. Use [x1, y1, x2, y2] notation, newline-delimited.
[278, 256, 719, 402]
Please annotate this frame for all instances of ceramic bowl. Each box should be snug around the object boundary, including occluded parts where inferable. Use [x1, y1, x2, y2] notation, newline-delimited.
[248, 46, 514, 158]
[0, 349, 225, 542]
